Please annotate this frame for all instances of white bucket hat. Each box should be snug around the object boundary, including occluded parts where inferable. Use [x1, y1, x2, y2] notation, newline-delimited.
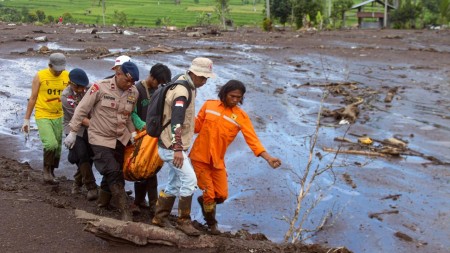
[189, 57, 216, 78]
[112, 55, 131, 70]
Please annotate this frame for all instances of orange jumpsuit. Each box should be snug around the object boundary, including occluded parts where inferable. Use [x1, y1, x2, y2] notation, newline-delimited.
[189, 100, 265, 205]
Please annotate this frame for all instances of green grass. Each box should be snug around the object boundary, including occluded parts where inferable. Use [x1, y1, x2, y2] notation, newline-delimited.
[0, 0, 266, 27]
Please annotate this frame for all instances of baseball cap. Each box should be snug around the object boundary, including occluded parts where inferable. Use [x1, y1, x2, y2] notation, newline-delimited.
[69, 68, 89, 87]
[121, 62, 139, 81]
[189, 57, 216, 78]
[112, 55, 131, 70]
[49, 53, 66, 71]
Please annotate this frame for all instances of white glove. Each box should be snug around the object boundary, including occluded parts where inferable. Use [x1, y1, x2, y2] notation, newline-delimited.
[130, 131, 137, 145]
[64, 131, 77, 149]
[21, 119, 30, 133]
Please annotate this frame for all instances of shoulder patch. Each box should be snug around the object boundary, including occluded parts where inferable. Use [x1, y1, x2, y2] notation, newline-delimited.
[90, 84, 99, 95]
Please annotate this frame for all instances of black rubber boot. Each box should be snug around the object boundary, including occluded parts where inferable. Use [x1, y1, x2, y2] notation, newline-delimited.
[147, 175, 158, 217]
[110, 184, 132, 221]
[43, 150, 58, 184]
[79, 162, 98, 201]
[97, 188, 111, 208]
[198, 196, 220, 235]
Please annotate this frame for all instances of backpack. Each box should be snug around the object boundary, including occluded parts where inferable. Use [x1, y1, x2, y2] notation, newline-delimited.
[146, 76, 192, 138]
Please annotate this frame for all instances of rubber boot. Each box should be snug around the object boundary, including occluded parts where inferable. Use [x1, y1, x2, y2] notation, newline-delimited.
[71, 169, 83, 194]
[152, 191, 176, 228]
[110, 184, 132, 221]
[97, 188, 112, 208]
[177, 195, 201, 236]
[131, 181, 148, 215]
[147, 176, 158, 217]
[71, 182, 82, 194]
[51, 156, 60, 179]
[79, 162, 98, 201]
[198, 196, 220, 235]
[43, 150, 58, 184]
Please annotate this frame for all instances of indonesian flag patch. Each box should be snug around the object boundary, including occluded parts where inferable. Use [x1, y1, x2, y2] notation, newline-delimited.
[175, 101, 184, 107]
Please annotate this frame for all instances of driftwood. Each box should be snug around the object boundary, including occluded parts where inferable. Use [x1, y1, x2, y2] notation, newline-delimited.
[75, 210, 276, 249]
[97, 52, 121, 59]
[369, 210, 399, 221]
[348, 133, 447, 165]
[323, 147, 388, 157]
[142, 46, 174, 54]
[322, 98, 364, 123]
[302, 81, 358, 87]
[95, 46, 174, 59]
[75, 28, 97, 34]
[384, 87, 398, 103]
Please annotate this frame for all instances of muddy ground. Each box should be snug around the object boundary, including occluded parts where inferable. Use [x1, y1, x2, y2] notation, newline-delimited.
[0, 22, 449, 253]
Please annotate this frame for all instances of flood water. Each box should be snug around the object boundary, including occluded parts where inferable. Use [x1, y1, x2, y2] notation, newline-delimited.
[0, 34, 449, 253]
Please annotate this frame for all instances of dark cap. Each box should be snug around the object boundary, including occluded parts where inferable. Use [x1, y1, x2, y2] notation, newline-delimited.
[121, 62, 139, 81]
[49, 53, 66, 71]
[69, 68, 89, 86]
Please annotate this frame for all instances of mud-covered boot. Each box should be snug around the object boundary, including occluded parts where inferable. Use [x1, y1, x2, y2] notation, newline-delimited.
[204, 204, 220, 235]
[43, 165, 58, 184]
[97, 188, 112, 207]
[147, 176, 158, 217]
[71, 169, 83, 194]
[131, 180, 148, 215]
[71, 182, 82, 194]
[50, 155, 60, 182]
[152, 191, 176, 228]
[79, 162, 98, 201]
[43, 150, 58, 184]
[198, 196, 220, 235]
[86, 188, 98, 201]
[177, 195, 201, 236]
[110, 184, 132, 221]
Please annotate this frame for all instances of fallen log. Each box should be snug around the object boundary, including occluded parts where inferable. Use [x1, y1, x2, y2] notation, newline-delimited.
[142, 46, 174, 54]
[75, 28, 97, 34]
[322, 147, 387, 157]
[97, 52, 122, 59]
[75, 210, 275, 250]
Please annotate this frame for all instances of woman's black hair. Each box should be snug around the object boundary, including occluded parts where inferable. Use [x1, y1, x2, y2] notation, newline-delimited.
[150, 63, 172, 84]
[218, 80, 246, 105]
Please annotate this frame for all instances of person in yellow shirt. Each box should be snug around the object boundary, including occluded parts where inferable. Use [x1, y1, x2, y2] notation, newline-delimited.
[190, 80, 282, 234]
[21, 53, 69, 184]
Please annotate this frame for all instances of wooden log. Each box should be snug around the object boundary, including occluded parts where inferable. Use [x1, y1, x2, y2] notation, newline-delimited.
[142, 46, 174, 54]
[75, 210, 278, 250]
[322, 147, 387, 157]
[96, 52, 122, 59]
[75, 28, 97, 34]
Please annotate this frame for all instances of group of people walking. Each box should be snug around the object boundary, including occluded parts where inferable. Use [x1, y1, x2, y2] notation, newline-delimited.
[21, 52, 282, 236]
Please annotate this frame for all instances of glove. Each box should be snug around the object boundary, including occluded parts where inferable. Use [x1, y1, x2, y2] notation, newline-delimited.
[130, 131, 137, 145]
[64, 131, 77, 149]
[21, 119, 30, 136]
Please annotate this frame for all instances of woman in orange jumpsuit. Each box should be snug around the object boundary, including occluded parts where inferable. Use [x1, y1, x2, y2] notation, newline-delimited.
[190, 80, 281, 234]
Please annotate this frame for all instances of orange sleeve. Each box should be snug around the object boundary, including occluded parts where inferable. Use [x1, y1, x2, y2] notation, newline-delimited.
[194, 102, 207, 134]
[238, 110, 266, 157]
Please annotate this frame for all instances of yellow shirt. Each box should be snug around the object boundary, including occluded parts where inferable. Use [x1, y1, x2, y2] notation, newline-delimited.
[35, 68, 69, 119]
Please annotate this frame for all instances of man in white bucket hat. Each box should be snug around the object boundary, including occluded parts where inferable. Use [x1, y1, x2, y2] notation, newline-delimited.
[151, 57, 215, 236]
